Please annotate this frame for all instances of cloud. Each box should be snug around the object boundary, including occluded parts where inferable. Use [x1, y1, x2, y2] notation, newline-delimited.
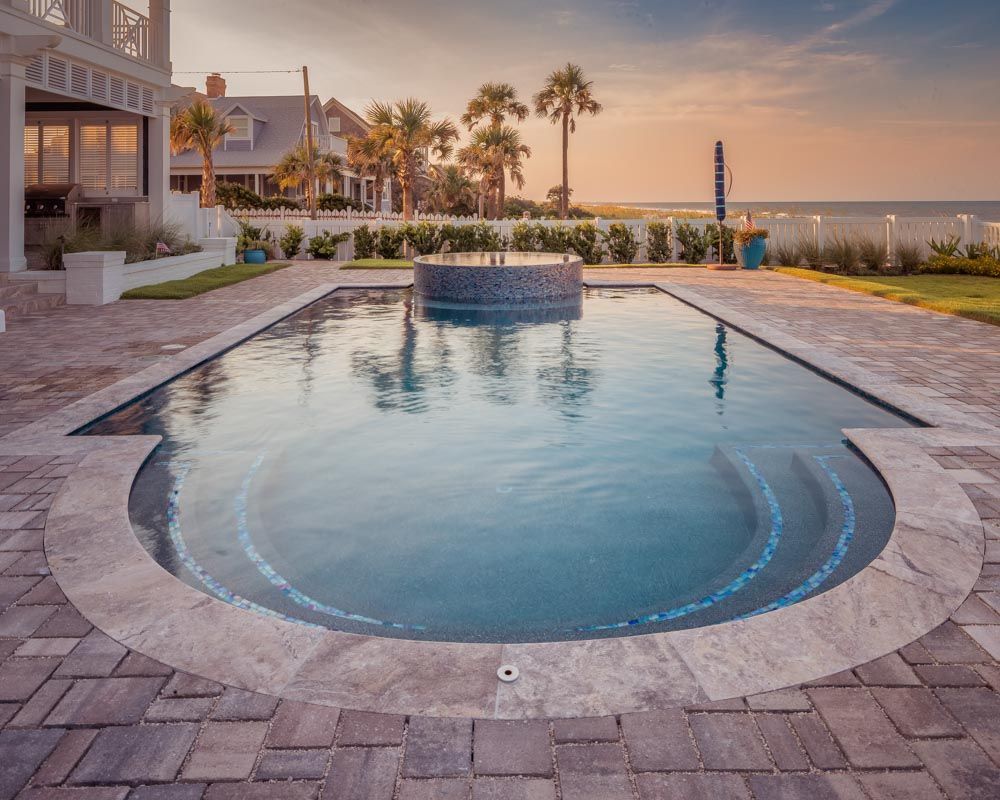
[608, 64, 641, 72]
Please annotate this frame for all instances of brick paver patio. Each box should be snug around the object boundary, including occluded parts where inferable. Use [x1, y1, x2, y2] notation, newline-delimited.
[1, 264, 1000, 799]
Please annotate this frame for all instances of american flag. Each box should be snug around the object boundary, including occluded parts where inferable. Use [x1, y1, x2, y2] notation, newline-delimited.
[155, 242, 172, 256]
[743, 211, 754, 230]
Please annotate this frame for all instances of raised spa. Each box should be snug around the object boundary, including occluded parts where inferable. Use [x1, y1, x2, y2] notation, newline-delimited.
[413, 251, 583, 304]
[83, 288, 911, 643]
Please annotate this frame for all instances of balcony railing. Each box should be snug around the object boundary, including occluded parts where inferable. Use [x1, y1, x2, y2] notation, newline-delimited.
[27, 0, 152, 62]
[111, 1, 148, 60]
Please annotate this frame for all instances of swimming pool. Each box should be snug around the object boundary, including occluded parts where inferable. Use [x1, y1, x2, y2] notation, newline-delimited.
[83, 287, 912, 643]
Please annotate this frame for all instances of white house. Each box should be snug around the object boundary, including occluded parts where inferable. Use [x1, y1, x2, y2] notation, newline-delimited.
[1, 0, 178, 279]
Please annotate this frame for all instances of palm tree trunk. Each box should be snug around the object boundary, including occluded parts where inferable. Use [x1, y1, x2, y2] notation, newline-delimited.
[498, 171, 506, 219]
[374, 176, 384, 215]
[402, 177, 413, 221]
[561, 112, 570, 220]
[201, 153, 216, 209]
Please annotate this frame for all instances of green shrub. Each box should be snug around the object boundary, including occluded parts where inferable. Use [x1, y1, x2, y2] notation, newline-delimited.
[216, 182, 264, 210]
[353, 225, 376, 259]
[646, 221, 672, 263]
[704, 224, 736, 265]
[260, 196, 301, 211]
[675, 223, 708, 263]
[919, 255, 1000, 277]
[439, 222, 501, 252]
[279, 225, 305, 259]
[317, 193, 364, 212]
[895, 242, 924, 274]
[960, 242, 1000, 261]
[824, 233, 861, 275]
[40, 220, 201, 269]
[857, 234, 886, 272]
[571, 222, 604, 264]
[536, 225, 575, 254]
[798, 237, 823, 269]
[375, 226, 405, 259]
[307, 231, 350, 259]
[401, 222, 443, 256]
[772, 241, 799, 267]
[510, 221, 541, 252]
[602, 223, 639, 264]
[928, 235, 961, 258]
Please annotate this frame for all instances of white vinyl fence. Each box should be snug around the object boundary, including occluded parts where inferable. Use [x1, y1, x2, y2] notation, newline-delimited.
[170, 195, 999, 265]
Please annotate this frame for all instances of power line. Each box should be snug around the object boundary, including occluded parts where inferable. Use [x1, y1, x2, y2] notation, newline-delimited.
[172, 69, 303, 75]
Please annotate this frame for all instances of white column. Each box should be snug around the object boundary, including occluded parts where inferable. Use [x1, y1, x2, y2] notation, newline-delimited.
[149, 0, 172, 71]
[0, 55, 27, 272]
[147, 104, 170, 224]
[91, 0, 113, 47]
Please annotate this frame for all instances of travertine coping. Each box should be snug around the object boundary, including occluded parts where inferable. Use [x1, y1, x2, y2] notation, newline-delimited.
[3, 279, 988, 719]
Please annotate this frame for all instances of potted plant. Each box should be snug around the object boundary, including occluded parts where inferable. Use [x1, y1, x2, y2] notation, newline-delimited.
[243, 240, 269, 264]
[733, 227, 769, 270]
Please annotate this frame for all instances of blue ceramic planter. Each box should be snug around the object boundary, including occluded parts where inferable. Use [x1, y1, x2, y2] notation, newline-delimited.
[739, 238, 767, 270]
[244, 249, 267, 265]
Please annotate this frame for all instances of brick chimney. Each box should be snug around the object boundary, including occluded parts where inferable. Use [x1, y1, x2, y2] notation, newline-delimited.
[206, 73, 227, 99]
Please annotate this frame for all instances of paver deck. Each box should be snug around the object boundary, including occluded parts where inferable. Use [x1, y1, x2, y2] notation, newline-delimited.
[2, 264, 1000, 799]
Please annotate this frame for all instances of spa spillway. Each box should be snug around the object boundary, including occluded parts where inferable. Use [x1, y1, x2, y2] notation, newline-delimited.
[413, 251, 584, 304]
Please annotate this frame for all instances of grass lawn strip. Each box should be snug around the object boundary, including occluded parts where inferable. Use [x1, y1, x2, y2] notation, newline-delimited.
[341, 259, 707, 270]
[776, 268, 1000, 326]
[122, 262, 291, 300]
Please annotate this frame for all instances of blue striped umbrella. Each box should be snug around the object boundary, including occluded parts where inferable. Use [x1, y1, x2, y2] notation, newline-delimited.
[714, 140, 727, 222]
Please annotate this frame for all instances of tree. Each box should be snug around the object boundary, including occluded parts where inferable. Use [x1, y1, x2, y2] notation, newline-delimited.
[170, 100, 231, 208]
[347, 133, 394, 213]
[272, 144, 343, 211]
[459, 125, 531, 219]
[546, 184, 572, 211]
[461, 83, 530, 209]
[533, 63, 602, 219]
[425, 163, 478, 216]
[363, 99, 459, 220]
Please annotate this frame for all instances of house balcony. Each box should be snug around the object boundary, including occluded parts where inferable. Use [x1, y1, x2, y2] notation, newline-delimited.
[316, 133, 347, 157]
[13, 0, 168, 69]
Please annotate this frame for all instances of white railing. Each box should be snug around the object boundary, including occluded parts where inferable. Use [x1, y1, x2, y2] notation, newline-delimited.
[28, 0, 92, 36]
[111, 0, 148, 60]
[199, 201, 998, 264]
[26, 0, 152, 62]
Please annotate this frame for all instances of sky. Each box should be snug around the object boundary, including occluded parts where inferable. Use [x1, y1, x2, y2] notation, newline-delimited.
[168, 0, 1000, 202]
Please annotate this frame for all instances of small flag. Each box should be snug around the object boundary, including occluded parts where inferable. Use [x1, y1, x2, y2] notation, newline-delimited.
[743, 211, 754, 231]
[155, 242, 172, 256]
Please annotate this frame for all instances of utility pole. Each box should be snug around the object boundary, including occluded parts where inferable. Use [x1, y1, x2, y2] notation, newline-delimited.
[302, 65, 317, 220]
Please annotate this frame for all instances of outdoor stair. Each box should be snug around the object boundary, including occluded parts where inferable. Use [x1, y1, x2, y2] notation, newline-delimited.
[0, 276, 65, 323]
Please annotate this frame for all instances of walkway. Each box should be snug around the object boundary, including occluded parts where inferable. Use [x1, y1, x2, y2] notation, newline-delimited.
[1, 265, 999, 800]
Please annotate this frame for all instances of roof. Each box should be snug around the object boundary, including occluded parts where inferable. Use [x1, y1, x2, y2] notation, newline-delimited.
[323, 97, 369, 133]
[171, 95, 328, 170]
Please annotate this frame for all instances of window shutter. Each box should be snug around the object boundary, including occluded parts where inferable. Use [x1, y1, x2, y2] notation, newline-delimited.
[41, 125, 70, 184]
[80, 125, 108, 191]
[110, 125, 138, 190]
[24, 126, 39, 186]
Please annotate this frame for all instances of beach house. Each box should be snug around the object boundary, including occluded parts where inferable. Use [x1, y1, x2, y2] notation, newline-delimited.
[1, 0, 175, 275]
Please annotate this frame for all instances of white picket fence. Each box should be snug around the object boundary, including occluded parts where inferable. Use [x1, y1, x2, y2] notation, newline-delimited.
[177, 196, 1000, 264]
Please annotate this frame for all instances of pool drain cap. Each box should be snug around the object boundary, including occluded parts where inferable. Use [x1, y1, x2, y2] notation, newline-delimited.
[497, 665, 519, 683]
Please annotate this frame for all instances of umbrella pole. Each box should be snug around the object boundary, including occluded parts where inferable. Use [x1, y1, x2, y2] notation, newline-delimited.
[719, 221, 724, 267]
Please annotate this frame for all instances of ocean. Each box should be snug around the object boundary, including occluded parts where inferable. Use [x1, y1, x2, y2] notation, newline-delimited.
[603, 201, 1000, 222]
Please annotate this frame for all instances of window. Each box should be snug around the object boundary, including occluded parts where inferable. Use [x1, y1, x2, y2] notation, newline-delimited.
[24, 123, 70, 185]
[78, 122, 138, 193]
[328, 116, 341, 133]
[227, 116, 250, 140]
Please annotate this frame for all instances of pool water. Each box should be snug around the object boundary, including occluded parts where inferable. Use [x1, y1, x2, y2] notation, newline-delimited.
[83, 288, 912, 643]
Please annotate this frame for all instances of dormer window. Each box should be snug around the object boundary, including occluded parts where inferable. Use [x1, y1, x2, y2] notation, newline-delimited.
[226, 115, 251, 146]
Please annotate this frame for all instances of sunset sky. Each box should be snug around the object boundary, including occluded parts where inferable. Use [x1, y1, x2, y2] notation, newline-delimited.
[169, 0, 1000, 202]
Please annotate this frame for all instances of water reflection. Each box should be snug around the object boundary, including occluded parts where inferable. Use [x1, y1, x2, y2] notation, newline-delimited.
[536, 322, 599, 421]
[710, 323, 729, 415]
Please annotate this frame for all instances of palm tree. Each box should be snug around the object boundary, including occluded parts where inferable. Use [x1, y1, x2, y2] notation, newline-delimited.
[459, 125, 531, 219]
[533, 63, 603, 220]
[170, 100, 231, 208]
[347, 134, 393, 213]
[364, 99, 459, 220]
[272, 144, 343, 210]
[461, 82, 529, 214]
[425, 164, 477, 216]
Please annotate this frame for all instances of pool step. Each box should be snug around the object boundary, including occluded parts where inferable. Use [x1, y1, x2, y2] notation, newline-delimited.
[0, 275, 65, 323]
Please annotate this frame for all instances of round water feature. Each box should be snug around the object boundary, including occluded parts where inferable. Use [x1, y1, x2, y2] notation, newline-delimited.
[413, 251, 583, 305]
[81, 288, 912, 644]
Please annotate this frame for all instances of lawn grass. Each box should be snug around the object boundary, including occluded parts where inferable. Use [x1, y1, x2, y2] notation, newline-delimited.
[121, 262, 291, 300]
[584, 262, 706, 268]
[341, 259, 414, 269]
[776, 268, 1000, 326]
